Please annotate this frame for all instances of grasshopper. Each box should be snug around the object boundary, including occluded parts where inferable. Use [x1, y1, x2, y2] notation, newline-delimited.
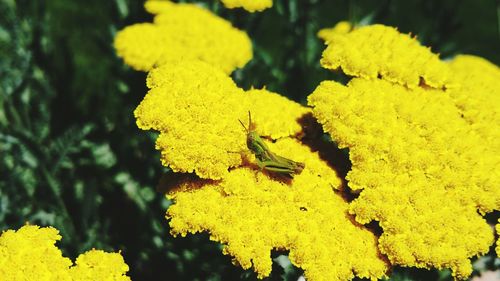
[239, 112, 305, 177]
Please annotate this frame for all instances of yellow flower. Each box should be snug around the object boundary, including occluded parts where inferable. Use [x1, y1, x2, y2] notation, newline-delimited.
[134, 60, 309, 180]
[69, 250, 130, 281]
[0, 225, 72, 281]
[114, 1, 252, 73]
[167, 138, 388, 280]
[220, 0, 272, 12]
[320, 24, 450, 89]
[317, 21, 353, 42]
[0, 225, 130, 281]
[308, 77, 498, 279]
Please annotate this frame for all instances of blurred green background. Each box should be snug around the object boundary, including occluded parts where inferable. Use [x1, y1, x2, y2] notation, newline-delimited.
[1, 0, 499, 280]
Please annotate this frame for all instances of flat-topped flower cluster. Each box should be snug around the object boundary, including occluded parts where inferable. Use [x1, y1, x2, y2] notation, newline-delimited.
[0, 225, 130, 280]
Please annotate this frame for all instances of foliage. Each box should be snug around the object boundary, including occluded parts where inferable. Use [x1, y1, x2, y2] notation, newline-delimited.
[1, 0, 499, 280]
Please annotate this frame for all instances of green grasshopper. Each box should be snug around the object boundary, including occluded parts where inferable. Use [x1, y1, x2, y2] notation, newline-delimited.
[239, 112, 305, 177]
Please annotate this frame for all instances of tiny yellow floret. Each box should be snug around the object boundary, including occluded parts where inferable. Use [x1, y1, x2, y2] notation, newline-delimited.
[114, 1, 252, 73]
[320, 24, 451, 88]
[220, 0, 272, 12]
[167, 138, 388, 281]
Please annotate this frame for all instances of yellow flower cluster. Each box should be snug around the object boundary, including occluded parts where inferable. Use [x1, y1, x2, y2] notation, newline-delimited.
[220, 0, 272, 12]
[114, 0, 252, 73]
[320, 24, 451, 89]
[0, 225, 130, 281]
[134, 60, 309, 179]
[310, 23, 500, 278]
[317, 21, 353, 42]
[69, 250, 131, 281]
[0, 225, 72, 280]
[309, 78, 497, 278]
[167, 138, 388, 280]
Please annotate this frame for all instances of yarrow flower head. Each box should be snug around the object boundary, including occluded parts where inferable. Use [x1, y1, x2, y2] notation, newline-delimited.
[309, 78, 497, 278]
[134, 60, 309, 180]
[320, 24, 451, 89]
[0, 225, 131, 281]
[0, 225, 72, 280]
[220, 0, 272, 12]
[309, 23, 500, 279]
[69, 250, 130, 281]
[114, 0, 252, 73]
[167, 138, 388, 280]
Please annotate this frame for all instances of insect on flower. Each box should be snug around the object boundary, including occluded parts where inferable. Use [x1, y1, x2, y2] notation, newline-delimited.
[239, 112, 305, 177]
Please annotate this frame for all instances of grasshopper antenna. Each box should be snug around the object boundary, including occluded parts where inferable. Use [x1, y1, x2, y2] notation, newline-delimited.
[247, 111, 255, 131]
[238, 119, 248, 133]
[238, 111, 254, 133]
